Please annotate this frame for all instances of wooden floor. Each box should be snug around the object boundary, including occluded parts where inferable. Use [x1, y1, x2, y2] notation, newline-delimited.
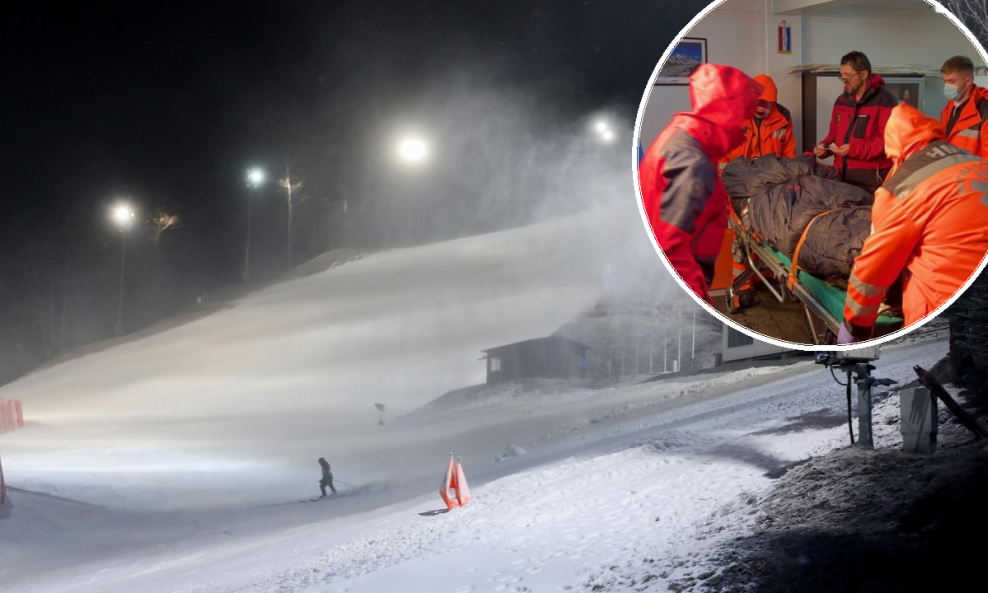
[711, 280, 817, 345]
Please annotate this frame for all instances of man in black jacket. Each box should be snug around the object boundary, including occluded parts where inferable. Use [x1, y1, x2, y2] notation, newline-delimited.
[318, 457, 337, 497]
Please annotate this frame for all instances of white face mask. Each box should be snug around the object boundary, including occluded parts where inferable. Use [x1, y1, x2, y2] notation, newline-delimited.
[945, 79, 970, 102]
[944, 83, 960, 101]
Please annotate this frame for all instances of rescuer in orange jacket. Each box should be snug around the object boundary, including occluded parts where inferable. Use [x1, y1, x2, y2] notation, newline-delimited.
[639, 64, 762, 303]
[940, 55, 988, 158]
[721, 74, 794, 308]
[839, 104, 988, 344]
[722, 74, 796, 164]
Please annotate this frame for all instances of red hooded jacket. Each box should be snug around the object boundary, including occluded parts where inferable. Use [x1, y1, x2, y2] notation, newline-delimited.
[639, 64, 761, 302]
[843, 104, 988, 338]
[819, 74, 898, 175]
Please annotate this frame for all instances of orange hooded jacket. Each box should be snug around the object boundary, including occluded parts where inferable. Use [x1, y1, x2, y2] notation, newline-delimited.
[639, 64, 761, 302]
[843, 104, 988, 338]
[722, 74, 796, 163]
[940, 83, 988, 158]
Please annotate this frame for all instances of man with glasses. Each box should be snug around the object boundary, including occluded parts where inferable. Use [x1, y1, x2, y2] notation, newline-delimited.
[939, 55, 988, 157]
[813, 51, 898, 194]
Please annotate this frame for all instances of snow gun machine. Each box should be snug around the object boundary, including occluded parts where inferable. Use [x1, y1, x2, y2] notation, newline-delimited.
[814, 345, 881, 367]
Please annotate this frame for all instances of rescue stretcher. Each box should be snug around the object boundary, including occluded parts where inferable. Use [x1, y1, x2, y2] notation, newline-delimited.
[724, 207, 904, 345]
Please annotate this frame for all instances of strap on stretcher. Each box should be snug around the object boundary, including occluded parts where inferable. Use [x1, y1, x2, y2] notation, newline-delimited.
[787, 209, 837, 292]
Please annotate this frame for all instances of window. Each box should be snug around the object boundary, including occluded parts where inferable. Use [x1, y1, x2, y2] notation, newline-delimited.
[490, 356, 501, 372]
[727, 327, 754, 348]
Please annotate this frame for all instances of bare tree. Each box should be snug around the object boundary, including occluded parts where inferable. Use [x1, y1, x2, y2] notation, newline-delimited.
[278, 167, 303, 269]
[149, 210, 179, 244]
[945, 1, 988, 42]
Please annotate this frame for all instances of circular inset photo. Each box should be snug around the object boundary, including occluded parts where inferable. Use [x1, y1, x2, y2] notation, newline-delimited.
[635, 0, 988, 350]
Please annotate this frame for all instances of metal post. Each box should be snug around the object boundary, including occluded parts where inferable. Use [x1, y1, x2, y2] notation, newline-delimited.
[635, 332, 640, 375]
[678, 308, 682, 371]
[664, 326, 668, 373]
[286, 171, 294, 270]
[649, 331, 654, 374]
[853, 363, 874, 449]
[115, 231, 127, 337]
[901, 387, 937, 454]
[243, 186, 253, 283]
[691, 305, 696, 371]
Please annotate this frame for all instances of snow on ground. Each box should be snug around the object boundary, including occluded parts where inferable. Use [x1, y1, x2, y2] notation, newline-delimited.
[0, 337, 950, 592]
[0, 207, 639, 511]
[0, 204, 961, 592]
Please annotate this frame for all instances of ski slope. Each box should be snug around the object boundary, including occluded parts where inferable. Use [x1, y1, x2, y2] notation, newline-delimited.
[0, 205, 953, 591]
[0, 207, 646, 510]
[0, 338, 949, 592]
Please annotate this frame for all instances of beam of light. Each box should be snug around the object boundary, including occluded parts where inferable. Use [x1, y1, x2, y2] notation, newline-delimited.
[247, 168, 265, 187]
[398, 138, 428, 163]
[111, 202, 136, 229]
[592, 118, 615, 143]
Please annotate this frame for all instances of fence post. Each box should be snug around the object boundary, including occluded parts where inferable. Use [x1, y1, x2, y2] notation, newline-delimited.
[0, 398, 24, 434]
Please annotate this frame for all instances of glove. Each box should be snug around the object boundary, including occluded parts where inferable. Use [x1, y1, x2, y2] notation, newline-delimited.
[837, 323, 859, 345]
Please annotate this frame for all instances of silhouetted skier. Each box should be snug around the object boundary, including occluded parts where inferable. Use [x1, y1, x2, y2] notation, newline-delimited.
[318, 457, 337, 497]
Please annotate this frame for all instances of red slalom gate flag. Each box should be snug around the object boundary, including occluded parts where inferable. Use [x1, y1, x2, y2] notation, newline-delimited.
[454, 457, 471, 506]
[439, 453, 472, 509]
[439, 453, 460, 509]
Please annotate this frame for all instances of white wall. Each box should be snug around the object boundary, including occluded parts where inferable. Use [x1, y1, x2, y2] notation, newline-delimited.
[802, 8, 986, 120]
[640, 0, 777, 152]
[721, 325, 790, 362]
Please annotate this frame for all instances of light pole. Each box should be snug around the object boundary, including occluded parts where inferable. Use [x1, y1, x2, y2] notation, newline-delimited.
[396, 136, 428, 246]
[278, 167, 302, 271]
[111, 202, 136, 337]
[243, 167, 265, 283]
[691, 304, 696, 372]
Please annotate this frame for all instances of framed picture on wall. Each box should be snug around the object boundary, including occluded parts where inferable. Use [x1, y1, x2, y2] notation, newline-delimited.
[654, 37, 707, 85]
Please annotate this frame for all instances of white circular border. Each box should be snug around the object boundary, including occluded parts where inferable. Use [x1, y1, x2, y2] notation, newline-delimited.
[632, 0, 988, 353]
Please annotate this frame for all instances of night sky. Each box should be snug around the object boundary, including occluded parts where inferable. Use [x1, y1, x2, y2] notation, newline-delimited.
[1, 1, 695, 379]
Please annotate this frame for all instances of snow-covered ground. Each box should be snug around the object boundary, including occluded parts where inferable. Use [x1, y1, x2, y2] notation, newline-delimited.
[0, 207, 957, 592]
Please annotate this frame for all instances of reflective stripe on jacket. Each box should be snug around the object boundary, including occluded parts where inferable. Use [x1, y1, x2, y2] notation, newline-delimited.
[722, 104, 796, 163]
[843, 105, 988, 337]
[940, 84, 988, 158]
[639, 64, 761, 303]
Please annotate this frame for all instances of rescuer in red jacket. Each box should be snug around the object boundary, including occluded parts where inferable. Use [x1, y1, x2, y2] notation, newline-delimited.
[839, 104, 988, 344]
[639, 64, 762, 303]
[813, 51, 898, 194]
